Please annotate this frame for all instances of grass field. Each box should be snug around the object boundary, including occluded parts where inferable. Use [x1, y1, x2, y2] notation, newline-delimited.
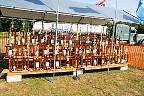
[0, 66, 144, 96]
[0, 32, 8, 38]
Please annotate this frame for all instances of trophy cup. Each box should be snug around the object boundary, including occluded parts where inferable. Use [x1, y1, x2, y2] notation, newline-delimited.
[13, 48, 17, 57]
[13, 65, 16, 72]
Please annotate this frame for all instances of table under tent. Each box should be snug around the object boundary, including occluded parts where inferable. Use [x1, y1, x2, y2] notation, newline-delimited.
[0, 0, 139, 82]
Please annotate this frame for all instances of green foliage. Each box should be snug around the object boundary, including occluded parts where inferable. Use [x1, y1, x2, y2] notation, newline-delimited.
[0, 18, 33, 32]
[14, 19, 23, 31]
[136, 24, 144, 34]
[106, 22, 113, 37]
[0, 18, 11, 32]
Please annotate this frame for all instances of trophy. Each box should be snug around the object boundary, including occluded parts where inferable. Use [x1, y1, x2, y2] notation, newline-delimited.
[93, 59, 97, 66]
[13, 65, 16, 72]
[8, 49, 13, 57]
[24, 65, 27, 71]
[23, 48, 27, 57]
[17, 32, 21, 45]
[13, 48, 17, 56]
[46, 61, 50, 69]
[27, 32, 31, 44]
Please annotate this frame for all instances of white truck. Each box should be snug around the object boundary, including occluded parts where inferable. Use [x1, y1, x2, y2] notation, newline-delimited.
[116, 24, 144, 44]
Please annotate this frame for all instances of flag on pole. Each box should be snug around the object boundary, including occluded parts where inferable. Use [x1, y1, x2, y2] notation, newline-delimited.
[137, 0, 144, 21]
[96, 0, 106, 6]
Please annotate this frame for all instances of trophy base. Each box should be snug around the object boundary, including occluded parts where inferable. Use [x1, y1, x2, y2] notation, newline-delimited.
[72, 76, 80, 80]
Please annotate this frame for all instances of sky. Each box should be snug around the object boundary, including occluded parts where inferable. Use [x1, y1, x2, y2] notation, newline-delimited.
[71, 0, 139, 17]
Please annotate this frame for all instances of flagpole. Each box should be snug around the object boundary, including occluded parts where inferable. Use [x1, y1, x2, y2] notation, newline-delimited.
[108, 0, 117, 73]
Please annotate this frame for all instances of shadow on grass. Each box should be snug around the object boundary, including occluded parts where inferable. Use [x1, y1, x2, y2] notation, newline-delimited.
[0, 52, 8, 80]
[84, 67, 120, 73]
[23, 72, 73, 79]
[0, 53, 8, 73]
[22, 72, 73, 83]
[22, 67, 121, 80]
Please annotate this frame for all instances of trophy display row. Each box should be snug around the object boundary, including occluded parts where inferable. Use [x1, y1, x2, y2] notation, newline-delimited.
[5, 29, 128, 72]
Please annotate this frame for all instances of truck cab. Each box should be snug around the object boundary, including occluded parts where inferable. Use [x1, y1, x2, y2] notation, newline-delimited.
[116, 24, 144, 44]
[116, 24, 130, 42]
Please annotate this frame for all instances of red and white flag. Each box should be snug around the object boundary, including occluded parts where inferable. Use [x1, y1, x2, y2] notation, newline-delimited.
[96, 0, 106, 6]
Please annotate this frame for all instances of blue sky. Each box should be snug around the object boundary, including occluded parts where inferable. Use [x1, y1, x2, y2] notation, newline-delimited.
[71, 0, 139, 17]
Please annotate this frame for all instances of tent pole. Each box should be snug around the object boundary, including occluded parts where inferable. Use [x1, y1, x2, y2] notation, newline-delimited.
[73, 17, 83, 80]
[100, 25, 103, 69]
[53, 0, 59, 77]
[100, 26, 103, 47]
[108, 19, 116, 73]
[73, 23, 80, 80]
[108, 0, 117, 73]
[42, 12, 46, 33]
[0, 18, 2, 32]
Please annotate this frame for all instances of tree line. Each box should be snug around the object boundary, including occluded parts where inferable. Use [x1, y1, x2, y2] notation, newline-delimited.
[0, 18, 32, 32]
[0, 18, 144, 34]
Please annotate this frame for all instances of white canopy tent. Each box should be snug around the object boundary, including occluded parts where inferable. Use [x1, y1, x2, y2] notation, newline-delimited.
[0, 0, 140, 24]
[0, 0, 110, 25]
[0, 0, 140, 75]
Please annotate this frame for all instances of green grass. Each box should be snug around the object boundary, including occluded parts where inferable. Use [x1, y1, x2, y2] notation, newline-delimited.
[0, 32, 8, 38]
[0, 67, 144, 96]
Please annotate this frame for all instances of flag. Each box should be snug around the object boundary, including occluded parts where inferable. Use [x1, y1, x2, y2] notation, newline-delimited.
[137, 0, 144, 21]
[96, 0, 106, 6]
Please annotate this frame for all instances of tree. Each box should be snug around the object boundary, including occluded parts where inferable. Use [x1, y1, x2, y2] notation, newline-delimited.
[0, 18, 33, 32]
[136, 24, 144, 34]
[0, 18, 11, 32]
[106, 22, 113, 37]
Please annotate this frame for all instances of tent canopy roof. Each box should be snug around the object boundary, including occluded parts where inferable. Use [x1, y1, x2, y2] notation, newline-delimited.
[0, 0, 140, 24]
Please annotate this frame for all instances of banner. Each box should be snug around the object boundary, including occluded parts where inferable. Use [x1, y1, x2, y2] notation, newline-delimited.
[137, 0, 144, 21]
